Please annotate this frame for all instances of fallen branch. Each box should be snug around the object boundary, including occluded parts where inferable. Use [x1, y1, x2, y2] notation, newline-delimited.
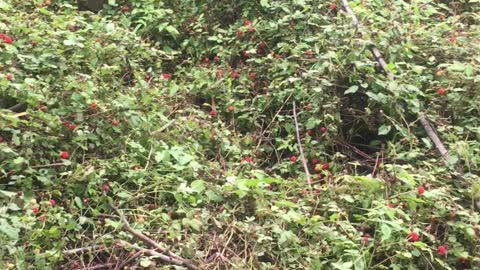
[150, 119, 176, 136]
[62, 245, 105, 255]
[79, 263, 116, 270]
[419, 114, 450, 159]
[31, 163, 66, 169]
[109, 202, 199, 270]
[116, 240, 187, 268]
[292, 101, 312, 185]
[340, 0, 450, 161]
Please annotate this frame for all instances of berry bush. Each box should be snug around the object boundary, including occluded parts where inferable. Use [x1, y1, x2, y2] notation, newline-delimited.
[1, 0, 479, 269]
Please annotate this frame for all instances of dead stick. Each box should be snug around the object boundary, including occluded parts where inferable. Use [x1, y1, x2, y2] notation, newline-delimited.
[62, 245, 105, 255]
[109, 202, 199, 270]
[116, 240, 186, 267]
[79, 263, 116, 270]
[340, 0, 450, 161]
[292, 101, 311, 185]
[419, 115, 450, 159]
[31, 163, 65, 169]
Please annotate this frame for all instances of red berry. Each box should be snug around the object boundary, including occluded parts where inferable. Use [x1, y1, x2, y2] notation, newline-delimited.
[312, 159, 319, 165]
[438, 245, 447, 256]
[248, 27, 255, 33]
[301, 189, 308, 196]
[315, 188, 321, 194]
[417, 185, 425, 195]
[203, 57, 210, 63]
[162, 73, 171, 79]
[241, 156, 253, 164]
[231, 71, 239, 79]
[363, 233, 370, 244]
[290, 155, 297, 162]
[307, 130, 313, 136]
[437, 88, 446, 95]
[244, 20, 252, 26]
[213, 55, 220, 62]
[5, 73, 13, 81]
[267, 184, 273, 190]
[69, 123, 77, 131]
[0, 33, 5, 39]
[319, 126, 328, 133]
[112, 120, 120, 126]
[388, 203, 395, 209]
[83, 197, 91, 204]
[308, 178, 314, 184]
[48, 199, 56, 206]
[4, 36, 12, 44]
[449, 36, 456, 43]
[103, 183, 111, 192]
[90, 103, 97, 109]
[237, 31, 243, 38]
[62, 121, 70, 127]
[217, 70, 225, 77]
[321, 163, 330, 170]
[209, 110, 217, 117]
[408, 232, 420, 242]
[228, 105, 235, 112]
[38, 104, 46, 112]
[259, 42, 267, 49]
[329, 3, 337, 9]
[60, 151, 69, 159]
[121, 5, 129, 12]
[32, 207, 39, 214]
[305, 50, 313, 56]
[39, 215, 47, 222]
[249, 72, 256, 80]
[144, 74, 151, 81]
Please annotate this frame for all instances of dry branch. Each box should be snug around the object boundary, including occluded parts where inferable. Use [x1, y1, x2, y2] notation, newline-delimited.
[340, 0, 450, 161]
[109, 202, 199, 270]
[62, 245, 105, 255]
[79, 263, 116, 270]
[292, 101, 312, 185]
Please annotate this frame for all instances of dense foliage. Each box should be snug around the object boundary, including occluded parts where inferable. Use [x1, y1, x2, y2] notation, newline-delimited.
[1, 0, 479, 269]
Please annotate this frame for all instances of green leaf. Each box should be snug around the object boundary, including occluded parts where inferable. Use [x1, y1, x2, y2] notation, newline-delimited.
[378, 125, 391, 135]
[74, 197, 83, 209]
[190, 180, 205, 193]
[344, 85, 359, 94]
[0, 220, 19, 239]
[380, 224, 392, 241]
[260, 0, 270, 7]
[139, 258, 153, 267]
[165, 25, 180, 38]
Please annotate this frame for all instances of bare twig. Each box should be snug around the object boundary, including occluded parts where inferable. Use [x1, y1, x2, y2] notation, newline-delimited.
[340, 0, 450, 161]
[62, 245, 105, 255]
[292, 101, 311, 185]
[419, 114, 450, 159]
[254, 92, 294, 152]
[79, 263, 116, 270]
[150, 119, 176, 136]
[31, 163, 66, 169]
[115, 250, 143, 270]
[109, 202, 199, 270]
[116, 240, 185, 266]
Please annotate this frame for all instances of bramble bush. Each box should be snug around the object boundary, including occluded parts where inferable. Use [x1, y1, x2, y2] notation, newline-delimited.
[0, 0, 479, 269]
